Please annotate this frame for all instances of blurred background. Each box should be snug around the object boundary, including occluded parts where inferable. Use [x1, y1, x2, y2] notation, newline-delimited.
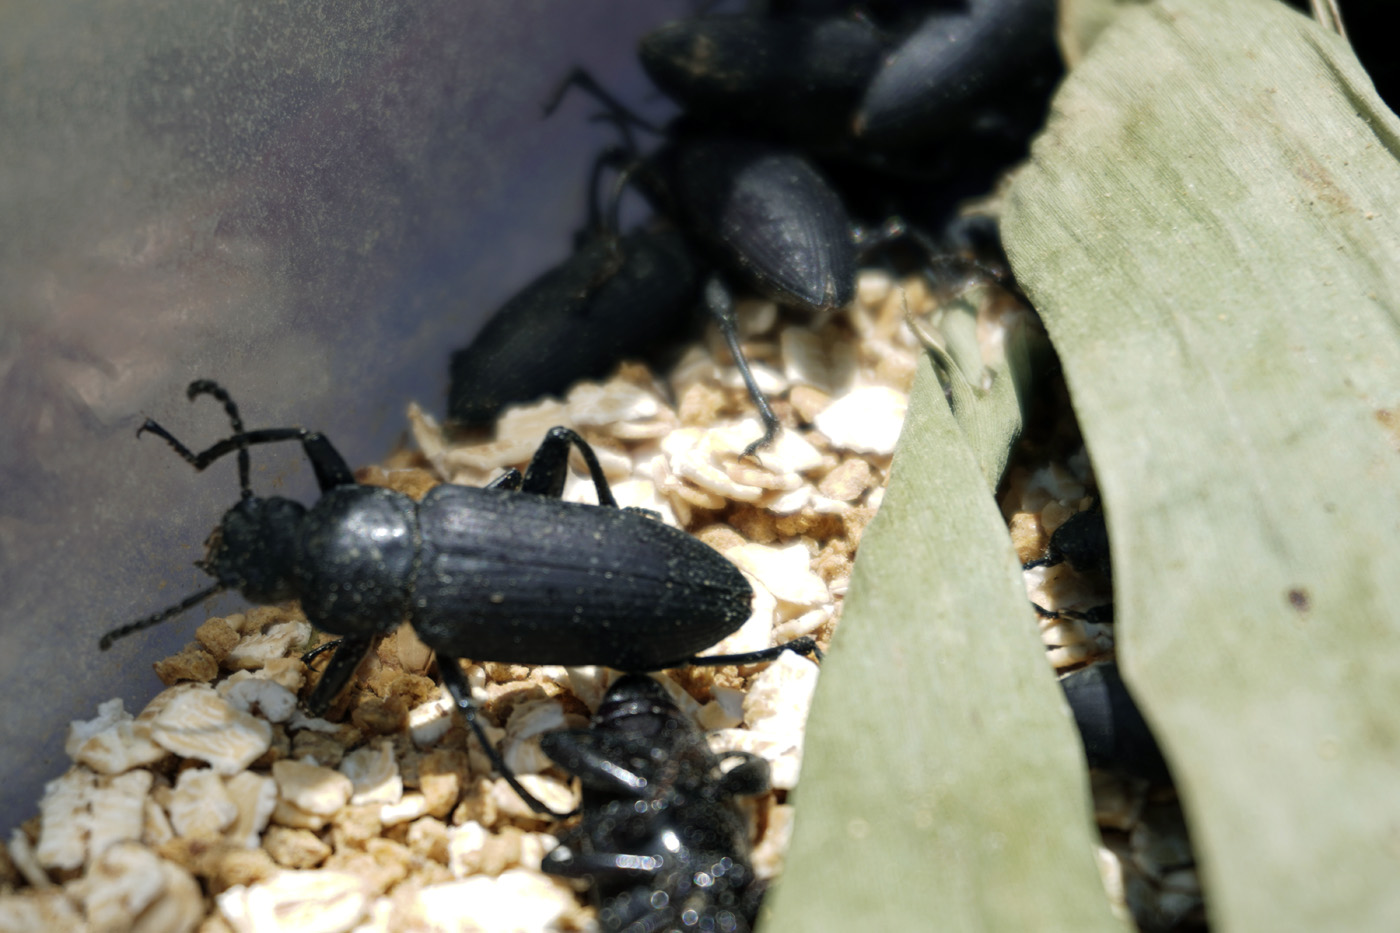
[0, 0, 686, 830]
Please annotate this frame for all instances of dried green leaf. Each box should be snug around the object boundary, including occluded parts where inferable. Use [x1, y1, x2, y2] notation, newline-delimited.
[1056, 0, 1150, 67]
[764, 357, 1125, 933]
[1004, 0, 1400, 929]
[910, 291, 1046, 489]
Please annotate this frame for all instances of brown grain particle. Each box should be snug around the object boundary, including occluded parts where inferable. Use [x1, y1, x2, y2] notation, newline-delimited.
[153, 647, 219, 686]
[195, 619, 240, 662]
[262, 826, 331, 870]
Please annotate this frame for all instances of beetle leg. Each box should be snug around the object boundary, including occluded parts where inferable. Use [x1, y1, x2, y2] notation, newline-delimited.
[304, 633, 376, 716]
[539, 730, 650, 796]
[677, 634, 822, 668]
[705, 276, 781, 459]
[301, 638, 343, 664]
[542, 846, 664, 884]
[520, 426, 619, 508]
[582, 144, 639, 241]
[296, 433, 358, 489]
[183, 380, 253, 498]
[544, 67, 660, 152]
[438, 655, 576, 819]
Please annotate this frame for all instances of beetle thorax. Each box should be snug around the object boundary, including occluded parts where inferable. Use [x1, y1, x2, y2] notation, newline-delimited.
[292, 485, 419, 637]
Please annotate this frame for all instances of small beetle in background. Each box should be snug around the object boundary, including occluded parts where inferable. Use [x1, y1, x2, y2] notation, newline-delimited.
[854, 0, 1060, 150]
[639, 13, 888, 149]
[100, 380, 815, 814]
[636, 0, 1061, 235]
[639, 0, 1059, 157]
[547, 69, 862, 455]
[448, 149, 704, 428]
[541, 674, 770, 933]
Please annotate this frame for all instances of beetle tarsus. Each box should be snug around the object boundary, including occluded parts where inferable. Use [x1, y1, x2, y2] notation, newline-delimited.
[304, 633, 375, 717]
[678, 634, 822, 668]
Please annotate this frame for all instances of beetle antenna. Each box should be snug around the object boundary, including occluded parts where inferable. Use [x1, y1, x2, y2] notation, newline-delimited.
[98, 583, 225, 650]
[137, 381, 257, 499]
[186, 379, 254, 499]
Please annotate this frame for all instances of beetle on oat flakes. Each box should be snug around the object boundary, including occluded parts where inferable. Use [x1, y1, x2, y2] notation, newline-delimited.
[98, 380, 815, 815]
[547, 69, 860, 456]
[541, 674, 769, 933]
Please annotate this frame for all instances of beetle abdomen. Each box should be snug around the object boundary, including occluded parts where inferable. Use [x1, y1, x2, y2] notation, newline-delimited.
[411, 485, 752, 668]
[672, 138, 856, 315]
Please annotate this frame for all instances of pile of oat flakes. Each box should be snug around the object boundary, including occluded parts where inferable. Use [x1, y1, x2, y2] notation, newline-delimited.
[0, 268, 1195, 932]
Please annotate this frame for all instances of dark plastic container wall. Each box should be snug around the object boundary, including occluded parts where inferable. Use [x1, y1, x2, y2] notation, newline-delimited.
[0, 0, 687, 831]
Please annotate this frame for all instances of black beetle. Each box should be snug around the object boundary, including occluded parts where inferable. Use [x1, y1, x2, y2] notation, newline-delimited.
[100, 380, 816, 814]
[639, 1, 1058, 161]
[448, 150, 704, 427]
[541, 673, 769, 932]
[1060, 662, 1169, 783]
[1027, 506, 1111, 580]
[1027, 506, 1113, 629]
[639, 14, 888, 149]
[548, 70, 861, 454]
[854, 0, 1061, 149]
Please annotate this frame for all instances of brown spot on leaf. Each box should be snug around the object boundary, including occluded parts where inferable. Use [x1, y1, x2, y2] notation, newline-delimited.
[1376, 409, 1400, 453]
[1287, 588, 1311, 612]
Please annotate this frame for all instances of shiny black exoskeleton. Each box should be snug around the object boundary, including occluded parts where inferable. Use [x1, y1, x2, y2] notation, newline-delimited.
[549, 70, 860, 454]
[639, 0, 1059, 156]
[1045, 507, 1111, 579]
[99, 381, 814, 814]
[637, 1, 1060, 235]
[542, 674, 770, 933]
[854, 0, 1060, 150]
[448, 152, 704, 428]
[448, 229, 701, 427]
[639, 14, 888, 149]
[1060, 662, 1170, 783]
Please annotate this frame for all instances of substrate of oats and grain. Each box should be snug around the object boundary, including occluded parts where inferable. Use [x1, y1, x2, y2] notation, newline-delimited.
[0, 271, 1200, 932]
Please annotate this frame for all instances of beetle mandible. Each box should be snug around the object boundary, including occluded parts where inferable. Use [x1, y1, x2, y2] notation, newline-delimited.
[100, 380, 815, 814]
[541, 674, 770, 932]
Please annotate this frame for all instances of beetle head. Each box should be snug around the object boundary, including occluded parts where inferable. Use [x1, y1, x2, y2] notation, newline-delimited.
[200, 495, 307, 604]
[595, 674, 686, 739]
